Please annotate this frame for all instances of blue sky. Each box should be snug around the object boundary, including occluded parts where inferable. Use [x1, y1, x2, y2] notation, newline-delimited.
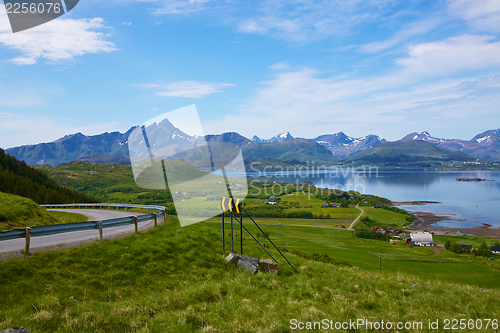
[1, 0, 500, 148]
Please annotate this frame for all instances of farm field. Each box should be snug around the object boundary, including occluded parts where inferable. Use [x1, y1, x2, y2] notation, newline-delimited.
[204, 221, 500, 289]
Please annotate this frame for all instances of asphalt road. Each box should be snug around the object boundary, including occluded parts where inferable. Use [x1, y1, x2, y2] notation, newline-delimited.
[0, 209, 152, 255]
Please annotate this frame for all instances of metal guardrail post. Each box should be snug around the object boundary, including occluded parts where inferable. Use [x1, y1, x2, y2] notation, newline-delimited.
[98, 220, 103, 241]
[134, 216, 138, 233]
[240, 211, 243, 255]
[154, 213, 157, 227]
[24, 227, 31, 255]
[231, 212, 234, 253]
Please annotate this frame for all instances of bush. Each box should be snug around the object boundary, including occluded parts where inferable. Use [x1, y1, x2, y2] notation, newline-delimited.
[473, 241, 493, 257]
[354, 229, 391, 241]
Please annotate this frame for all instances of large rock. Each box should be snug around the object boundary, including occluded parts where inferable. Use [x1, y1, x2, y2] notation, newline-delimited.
[0, 328, 29, 333]
[259, 259, 279, 274]
[226, 253, 278, 274]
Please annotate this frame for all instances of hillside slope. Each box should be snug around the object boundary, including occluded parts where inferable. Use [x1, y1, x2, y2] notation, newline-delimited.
[0, 149, 96, 204]
[0, 192, 86, 231]
[243, 138, 339, 164]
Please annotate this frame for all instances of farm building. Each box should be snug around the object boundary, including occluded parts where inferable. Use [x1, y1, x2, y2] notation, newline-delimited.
[492, 246, 500, 254]
[409, 232, 433, 247]
[461, 244, 473, 252]
[267, 196, 277, 205]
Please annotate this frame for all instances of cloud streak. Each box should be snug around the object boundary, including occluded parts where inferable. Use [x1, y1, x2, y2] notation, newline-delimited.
[137, 81, 234, 98]
[448, 0, 500, 32]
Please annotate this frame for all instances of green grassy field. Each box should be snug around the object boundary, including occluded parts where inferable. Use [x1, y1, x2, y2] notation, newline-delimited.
[204, 221, 500, 289]
[357, 207, 410, 230]
[0, 192, 88, 231]
[1, 216, 499, 333]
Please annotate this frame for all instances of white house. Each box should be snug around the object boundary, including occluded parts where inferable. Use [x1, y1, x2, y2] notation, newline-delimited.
[410, 232, 433, 247]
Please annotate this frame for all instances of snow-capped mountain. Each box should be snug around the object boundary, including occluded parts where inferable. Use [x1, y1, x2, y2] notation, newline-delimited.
[471, 129, 500, 145]
[400, 130, 500, 160]
[251, 135, 266, 143]
[268, 132, 293, 143]
[251, 132, 294, 143]
[314, 132, 386, 158]
[400, 131, 448, 144]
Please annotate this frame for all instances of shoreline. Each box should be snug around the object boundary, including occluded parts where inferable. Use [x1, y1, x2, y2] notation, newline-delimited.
[393, 202, 500, 238]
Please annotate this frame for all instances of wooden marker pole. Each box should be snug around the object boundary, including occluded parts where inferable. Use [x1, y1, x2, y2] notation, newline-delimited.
[154, 213, 157, 227]
[24, 227, 31, 255]
[134, 216, 138, 234]
[98, 220, 103, 241]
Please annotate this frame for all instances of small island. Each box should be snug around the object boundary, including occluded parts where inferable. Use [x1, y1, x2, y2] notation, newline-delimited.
[455, 177, 489, 182]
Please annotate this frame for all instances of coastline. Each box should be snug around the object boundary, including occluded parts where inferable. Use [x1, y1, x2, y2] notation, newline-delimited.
[393, 202, 500, 238]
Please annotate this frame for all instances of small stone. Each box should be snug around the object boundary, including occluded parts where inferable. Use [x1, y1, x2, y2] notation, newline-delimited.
[0, 328, 29, 333]
[237, 258, 258, 274]
[259, 259, 279, 274]
[412, 284, 418, 288]
[352, 266, 360, 270]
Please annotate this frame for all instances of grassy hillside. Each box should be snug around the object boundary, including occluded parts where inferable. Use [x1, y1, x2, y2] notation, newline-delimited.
[343, 140, 476, 168]
[243, 138, 339, 164]
[0, 149, 96, 204]
[0, 192, 88, 231]
[0, 216, 499, 332]
[35, 161, 174, 211]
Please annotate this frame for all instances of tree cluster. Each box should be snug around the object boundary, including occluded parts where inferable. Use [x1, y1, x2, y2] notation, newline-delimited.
[0, 149, 97, 204]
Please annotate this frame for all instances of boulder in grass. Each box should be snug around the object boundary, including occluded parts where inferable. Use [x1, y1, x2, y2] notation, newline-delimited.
[225, 253, 259, 274]
[0, 328, 29, 333]
[237, 258, 259, 274]
[259, 259, 279, 274]
[226, 253, 278, 274]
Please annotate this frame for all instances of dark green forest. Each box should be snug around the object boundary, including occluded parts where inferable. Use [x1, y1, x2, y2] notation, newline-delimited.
[0, 149, 96, 204]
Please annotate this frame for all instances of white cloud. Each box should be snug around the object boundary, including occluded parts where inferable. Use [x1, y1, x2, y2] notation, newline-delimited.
[138, 81, 233, 98]
[448, 0, 500, 32]
[202, 66, 500, 141]
[396, 35, 500, 76]
[0, 7, 116, 65]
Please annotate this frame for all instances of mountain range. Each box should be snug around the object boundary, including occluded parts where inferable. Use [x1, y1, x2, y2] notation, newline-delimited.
[4, 124, 500, 167]
[400, 130, 500, 161]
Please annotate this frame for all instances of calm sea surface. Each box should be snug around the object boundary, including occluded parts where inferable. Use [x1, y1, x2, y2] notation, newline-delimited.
[242, 169, 500, 229]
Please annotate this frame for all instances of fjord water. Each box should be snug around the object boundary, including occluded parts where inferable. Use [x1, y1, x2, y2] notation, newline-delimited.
[247, 169, 500, 229]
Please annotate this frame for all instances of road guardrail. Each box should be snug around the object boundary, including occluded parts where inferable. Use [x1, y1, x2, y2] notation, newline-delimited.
[0, 203, 167, 253]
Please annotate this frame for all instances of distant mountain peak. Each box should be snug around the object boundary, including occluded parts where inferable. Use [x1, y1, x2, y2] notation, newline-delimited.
[313, 132, 386, 158]
[471, 129, 500, 144]
[251, 135, 265, 142]
[268, 132, 293, 143]
[402, 131, 446, 144]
